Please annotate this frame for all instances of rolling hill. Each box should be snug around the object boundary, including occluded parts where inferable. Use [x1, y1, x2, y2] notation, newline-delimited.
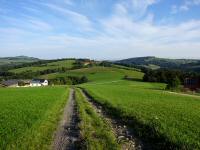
[40, 66, 144, 83]
[1, 57, 200, 149]
[116, 56, 200, 71]
[0, 56, 40, 67]
[10, 59, 76, 73]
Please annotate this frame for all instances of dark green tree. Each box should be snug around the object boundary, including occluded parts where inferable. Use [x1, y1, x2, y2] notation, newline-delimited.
[166, 76, 181, 90]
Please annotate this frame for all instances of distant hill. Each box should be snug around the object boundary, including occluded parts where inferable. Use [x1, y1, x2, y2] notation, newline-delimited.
[116, 56, 200, 72]
[0, 56, 40, 67]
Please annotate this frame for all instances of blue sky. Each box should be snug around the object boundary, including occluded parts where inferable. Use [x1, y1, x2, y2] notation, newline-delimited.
[0, 0, 200, 59]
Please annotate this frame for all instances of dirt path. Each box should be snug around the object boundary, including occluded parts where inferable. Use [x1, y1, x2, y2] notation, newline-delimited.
[80, 89, 144, 150]
[53, 88, 80, 150]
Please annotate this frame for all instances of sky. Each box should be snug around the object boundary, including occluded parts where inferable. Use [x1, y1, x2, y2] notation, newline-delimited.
[0, 0, 200, 60]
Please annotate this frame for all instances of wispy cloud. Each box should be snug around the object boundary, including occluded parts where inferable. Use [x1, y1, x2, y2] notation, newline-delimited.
[27, 18, 53, 31]
[42, 3, 93, 31]
[113, 0, 157, 20]
[0, 0, 200, 59]
[1, 15, 53, 32]
[171, 0, 200, 14]
[64, 0, 73, 5]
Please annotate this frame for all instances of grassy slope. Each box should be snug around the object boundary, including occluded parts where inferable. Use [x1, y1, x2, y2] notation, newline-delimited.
[0, 56, 39, 67]
[81, 80, 200, 149]
[4, 60, 200, 149]
[0, 86, 69, 150]
[116, 56, 200, 69]
[40, 66, 144, 83]
[76, 88, 119, 150]
[10, 59, 75, 73]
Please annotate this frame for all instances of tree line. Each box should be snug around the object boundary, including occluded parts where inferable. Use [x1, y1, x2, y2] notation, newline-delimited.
[0, 67, 72, 80]
[49, 76, 88, 85]
[142, 68, 200, 90]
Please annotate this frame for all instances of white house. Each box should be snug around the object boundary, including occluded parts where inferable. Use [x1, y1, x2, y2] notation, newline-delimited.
[30, 79, 48, 87]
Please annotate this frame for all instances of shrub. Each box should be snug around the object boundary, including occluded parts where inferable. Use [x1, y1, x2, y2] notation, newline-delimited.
[166, 76, 181, 91]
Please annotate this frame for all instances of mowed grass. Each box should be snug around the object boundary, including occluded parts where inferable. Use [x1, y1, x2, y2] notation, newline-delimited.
[40, 66, 144, 83]
[75, 88, 119, 150]
[0, 86, 69, 150]
[81, 80, 200, 149]
[10, 59, 75, 73]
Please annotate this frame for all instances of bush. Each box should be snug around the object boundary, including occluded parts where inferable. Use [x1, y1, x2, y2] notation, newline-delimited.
[99, 61, 112, 67]
[166, 76, 181, 91]
[80, 76, 88, 83]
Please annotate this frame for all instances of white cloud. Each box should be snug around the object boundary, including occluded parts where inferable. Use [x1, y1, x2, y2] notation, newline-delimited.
[171, 0, 200, 14]
[1, 15, 53, 32]
[43, 3, 93, 31]
[64, 0, 73, 5]
[27, 18, 53, 31]
[114, 0, 157, 19]
[23, 7, 41, 14]
[0, 0, 200, 59]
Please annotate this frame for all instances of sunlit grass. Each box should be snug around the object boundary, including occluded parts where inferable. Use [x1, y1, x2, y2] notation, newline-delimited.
[0, 86, 69, 149]
[10, 59, 75, 73]
[76, 88, 119, 150]
[81, 80, 200, 149]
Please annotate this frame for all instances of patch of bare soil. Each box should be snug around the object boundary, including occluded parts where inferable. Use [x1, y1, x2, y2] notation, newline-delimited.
[81, 89, 146, 150]
[53, 89, 81, 150]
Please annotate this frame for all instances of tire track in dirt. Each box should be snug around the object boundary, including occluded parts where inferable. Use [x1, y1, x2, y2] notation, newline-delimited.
[53, 88, 80, 150]
[80, 89, 144, 150]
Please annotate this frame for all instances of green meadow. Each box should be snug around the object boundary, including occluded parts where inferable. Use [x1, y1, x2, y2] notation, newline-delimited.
[81, 80, 200, 149]
[0, 86, 69, 150]
[1, 61, 200, 149]
[10, 59, 75, 73]
[40, 66, 144, 83]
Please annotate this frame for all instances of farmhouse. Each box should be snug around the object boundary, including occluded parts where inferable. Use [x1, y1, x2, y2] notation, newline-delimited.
[30, 79, 48, 87]
[184, 78, 200, 90]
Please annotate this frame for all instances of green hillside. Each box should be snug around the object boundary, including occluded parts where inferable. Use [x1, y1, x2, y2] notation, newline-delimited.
[0, 56, 40, 67]
[81, 80, 200, 149]
[10, 59, 76, 73]
[40, 66, 144, 83]
[1, 57, 200, 149]
[116, 56, 200, 71]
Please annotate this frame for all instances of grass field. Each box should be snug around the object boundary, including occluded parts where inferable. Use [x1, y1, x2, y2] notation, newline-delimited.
[81, 80, 200, 149]
[40, 66, 144, 83]
[2, 62, 200, 149]
[10, 59, 75, 73]
[0, 86, 69, 150]
[75, 88, 119, 150]
[0, 56, 39, 67]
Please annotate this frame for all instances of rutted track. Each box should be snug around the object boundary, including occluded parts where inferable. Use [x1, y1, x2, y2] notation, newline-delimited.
[53, 89, 80, 150]
[80, 89, 144, 150]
